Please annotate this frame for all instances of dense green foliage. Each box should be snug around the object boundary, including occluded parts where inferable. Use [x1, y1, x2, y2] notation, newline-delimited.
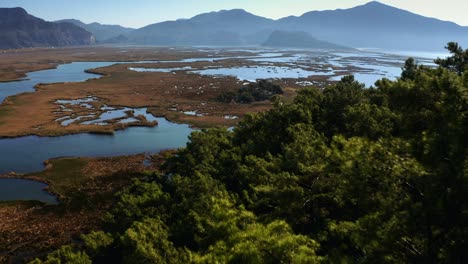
[218, 79, 283, 103]
[34, 44, 467, 263]
[435, 42, 468, 74]
[30, 246, 91, 264]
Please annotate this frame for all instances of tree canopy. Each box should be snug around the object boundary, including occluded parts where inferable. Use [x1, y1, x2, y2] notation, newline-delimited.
[435, 42, 468, 74]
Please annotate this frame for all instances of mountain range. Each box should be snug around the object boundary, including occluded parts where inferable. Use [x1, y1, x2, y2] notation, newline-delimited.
[1, 2, 467, 50]
[275, 1, 468, 50]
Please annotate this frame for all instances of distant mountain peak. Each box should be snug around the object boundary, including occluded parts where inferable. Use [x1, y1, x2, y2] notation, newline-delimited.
[190, 8, 269, 22]
[364, 1, 386, 6]
[219, 8, 247, 13]
[57, 19, 86, 27]
[193, 8, 246, 16]
[0, 7, 30, 19]
[200, 8, 249, 15]
[355, 1, 399, 10]
[0, 7, 94, 49]
[0, 7, 28, 15]
[64, 19, 84, 24]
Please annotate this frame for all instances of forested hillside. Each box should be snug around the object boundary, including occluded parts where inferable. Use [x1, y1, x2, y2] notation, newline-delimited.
[33, 43, 467, 263]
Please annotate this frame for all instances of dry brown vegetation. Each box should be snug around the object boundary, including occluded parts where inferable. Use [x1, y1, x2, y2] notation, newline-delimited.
[0, 46, 222, 81]
[0, 153, 166, 263]
[0, 46, 322, 137]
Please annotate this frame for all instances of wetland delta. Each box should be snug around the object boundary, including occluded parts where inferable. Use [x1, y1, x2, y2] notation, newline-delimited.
[0, 45, 446, 262]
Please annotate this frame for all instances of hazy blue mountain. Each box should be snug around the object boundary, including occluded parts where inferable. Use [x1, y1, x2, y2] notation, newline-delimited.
[55, 19, 134, 43]
[0, 8, 95, 49]
[262, 31, 351, 50]
[276, 1, 468, 50]
[123, 2, 468, 50]
[126, 9, 275, 46]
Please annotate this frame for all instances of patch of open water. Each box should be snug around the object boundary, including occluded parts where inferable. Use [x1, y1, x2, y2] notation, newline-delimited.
[0, 178, 58, 204]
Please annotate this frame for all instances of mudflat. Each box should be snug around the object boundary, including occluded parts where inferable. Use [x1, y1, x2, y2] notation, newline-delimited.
[0, 46, 310, 137]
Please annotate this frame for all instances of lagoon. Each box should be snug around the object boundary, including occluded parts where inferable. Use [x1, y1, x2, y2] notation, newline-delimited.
[0, 118, 192, 174]
[0, 62, 115, 103]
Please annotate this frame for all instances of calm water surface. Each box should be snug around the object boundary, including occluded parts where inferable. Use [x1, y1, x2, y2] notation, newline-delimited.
[0, 118, 192, 174]
[0, 62, 115, 103]
[0, 178, 58, 204]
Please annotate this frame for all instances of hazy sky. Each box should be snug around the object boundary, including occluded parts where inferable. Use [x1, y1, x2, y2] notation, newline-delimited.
[1, 0, 466, 28]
